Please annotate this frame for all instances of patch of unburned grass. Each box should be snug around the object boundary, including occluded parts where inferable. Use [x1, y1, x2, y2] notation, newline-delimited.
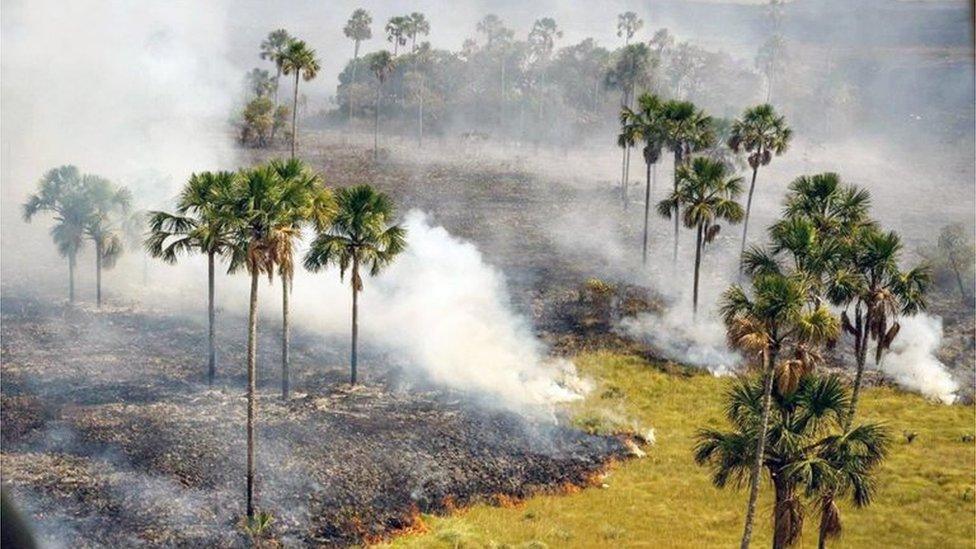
[385, 351, 975, 548]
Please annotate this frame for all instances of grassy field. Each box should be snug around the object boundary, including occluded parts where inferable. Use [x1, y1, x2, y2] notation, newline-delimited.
[386, 352, 976, 548]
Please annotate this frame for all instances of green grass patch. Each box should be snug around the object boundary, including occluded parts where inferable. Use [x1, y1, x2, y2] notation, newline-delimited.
[385, 351, 975, 548]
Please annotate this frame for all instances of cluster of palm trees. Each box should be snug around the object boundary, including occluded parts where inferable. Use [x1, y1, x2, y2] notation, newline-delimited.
[144, 159, 405, 520]
[246, 30, 321, 156]
[695, 172, 929, 548]
[340, 9, 432, 154]
[23, 166, 132, 307]
[619, 93, 792, 315]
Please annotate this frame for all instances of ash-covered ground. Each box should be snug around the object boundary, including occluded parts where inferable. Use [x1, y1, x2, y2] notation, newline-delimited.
[0, 295, 628, 547]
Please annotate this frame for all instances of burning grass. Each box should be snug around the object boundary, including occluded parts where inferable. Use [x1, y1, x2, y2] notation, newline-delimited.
[387, 351, 976, 549]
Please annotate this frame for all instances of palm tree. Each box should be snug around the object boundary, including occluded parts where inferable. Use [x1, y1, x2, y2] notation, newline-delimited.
[616, 11, 643, 45]
[729, 104, 793, 274]
[304, 185, 406, 385]
[620, 92, 665, 265]
[266, 158, 334, 400]
[832, 227, 929, 423]
[280, 39, 320, 159]
[145, 171, 238, 386]
[259, 29, 292, 108]
[344, 9, 372, 121]
[81, 175, 131, 308]
[221, 162, 324, 519]
[695, 373, 888, 549]
[658, 157, 744, 315]
[385, 16, 408, 56]
[606, 43, 652, 208]
[661, 100, 715, 263]
[408, 43, 433, 147]
[22, 166, 92, 302]
[405, 12, 430, 53]
[368, 50, 396, 161]
[719, 273, 839, 549]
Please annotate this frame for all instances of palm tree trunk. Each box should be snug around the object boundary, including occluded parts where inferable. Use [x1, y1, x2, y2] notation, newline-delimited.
[692, 223, 703, 318]
[281, 276, 290, 400]
[740, 345, 777, 549]
[642, 159, 652, 266]
[847, 320, 868, 427]
[772, 476, 799, 549]
[271, 65, 282, 141]
[291, 72, 300, 159]
[95, 242, 102, 308]
[374, 82, 381, 161]
[672, 150, 681, 265]
[348, 41, 360, 122]
[350, 259, 360, 385]
[208, 252, 216, 387]
[246, 268, 259, 520]
[739, 165, 760, 275]
[68, 252, 76, 303]
[619, 90, 628, 203]
[273, 66, 281, 108]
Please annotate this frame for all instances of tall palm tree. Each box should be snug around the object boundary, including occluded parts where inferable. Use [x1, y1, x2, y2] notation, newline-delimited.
[408, 43, 433, 147]
[266, 158, 334, 400]
[368, 50, 396, 161]
[831, 227, 929, 423]
[606, 43, 652, 209]
[280, 40, 320, 159]
[81, 175, 132, 308]
[658, 157, 744, 315]
[259, 29, 292, 108]
[22, 166, 92, 302]
[695, 374, 888, 549]
[661, 100, 715, 263]
[304, 185, 406, 385]
[729, 104, 792, 274]
[221, 163, 324, 519]
[719, 273, 839, 549]
[405, 12, 430, 53]
[145, 171, 238, 386]
[344, 9, 372, 121]
[620, 92, 665, 265]
[616, 11, 643, 46]
[385, 16, 408, 56]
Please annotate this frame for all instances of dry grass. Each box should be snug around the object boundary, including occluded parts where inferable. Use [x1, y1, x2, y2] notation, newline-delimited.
[384, 351, 976, 548]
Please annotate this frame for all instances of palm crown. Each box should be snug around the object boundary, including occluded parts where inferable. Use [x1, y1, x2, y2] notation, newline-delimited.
[344, 9, 372, 42]
[145, 171, 238, 263]
[281, 40, 320, 82]
[619, 93, 665, 164]
[82, 174, 132, 269]
[23, 165, 92, 260]
[658, 157, 744, 239]
[303, 184, 406, 286]
[728, 103, 792, 169]
[661, 100, 715, 159]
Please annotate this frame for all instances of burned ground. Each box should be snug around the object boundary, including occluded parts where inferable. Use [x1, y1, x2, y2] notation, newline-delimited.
[0, 296, 627, 547]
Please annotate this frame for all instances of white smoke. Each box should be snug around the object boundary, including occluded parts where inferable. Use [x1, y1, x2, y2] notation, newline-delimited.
[879, 313, 959, 405]
[619, 304, 741, 375]
[360, 211, 588, 412]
